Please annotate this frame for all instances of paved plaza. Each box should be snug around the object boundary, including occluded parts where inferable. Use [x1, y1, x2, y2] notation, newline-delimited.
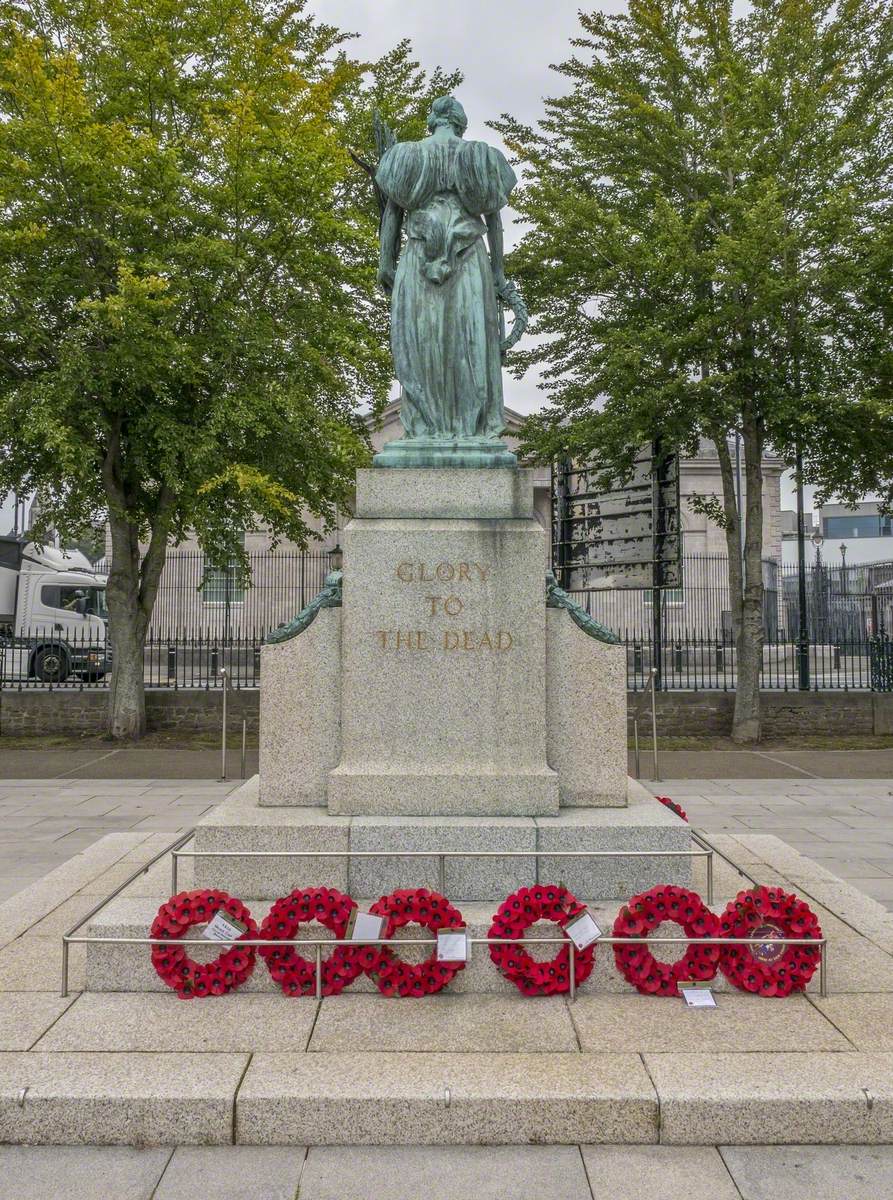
[1, 1142, 892, 1199]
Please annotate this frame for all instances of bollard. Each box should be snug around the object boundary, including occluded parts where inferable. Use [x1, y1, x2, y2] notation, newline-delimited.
[220, 669, 228, 781]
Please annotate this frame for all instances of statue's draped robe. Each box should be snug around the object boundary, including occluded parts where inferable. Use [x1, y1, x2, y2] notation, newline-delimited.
[376, 138, 517, 441]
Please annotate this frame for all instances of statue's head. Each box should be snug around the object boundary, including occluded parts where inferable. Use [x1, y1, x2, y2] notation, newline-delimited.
[427, 95, 468, 137]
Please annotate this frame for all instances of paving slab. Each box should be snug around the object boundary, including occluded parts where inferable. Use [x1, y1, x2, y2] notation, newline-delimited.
[0, 935, 85, 991]
[0, 1145, 172, 1200]
[0, 832, 152, 948]
[298, 1145, 592, 1199]
[570, 994, 850, 1053]
[645, 1052, 893, 1144]
[812, 993, 893, 1051]
[0, 992, 78, 1050]
[719, 1144, 893, 1200]
[236, 1052, 657, 1145]
[0, 1051, 249, 1145]
[153, 1145, 306, 1200]
[31, 992, 318, 1053]
[582, 1145, 742, 1199]
[307, 994, 578, 1053]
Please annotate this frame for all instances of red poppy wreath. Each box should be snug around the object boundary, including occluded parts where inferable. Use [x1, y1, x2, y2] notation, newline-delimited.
[719, 886, 823, 997]
[368, 888, 466, 997]
[150, 890, 257, 999]
[259, 886, 366, 997]
[612, 884, 720, 996]
[488, 884, 596, 996]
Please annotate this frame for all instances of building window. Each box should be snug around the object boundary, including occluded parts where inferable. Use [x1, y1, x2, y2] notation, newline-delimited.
[823, 515, 892, 538]
[202, 536, 245, 606]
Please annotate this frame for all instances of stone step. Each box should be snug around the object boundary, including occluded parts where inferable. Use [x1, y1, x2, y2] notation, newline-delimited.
[81, 896, 820, 997]
[189, 777, 691, 901]
[5, 1043, 891, 1146]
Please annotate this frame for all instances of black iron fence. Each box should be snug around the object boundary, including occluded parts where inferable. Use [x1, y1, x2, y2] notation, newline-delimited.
[3, 549, 893, 692]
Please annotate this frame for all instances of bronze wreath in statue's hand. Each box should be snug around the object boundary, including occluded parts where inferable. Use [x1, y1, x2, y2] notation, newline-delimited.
[497, 277, 528, 358]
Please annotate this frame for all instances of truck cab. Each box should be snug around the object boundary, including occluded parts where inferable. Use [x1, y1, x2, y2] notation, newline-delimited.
[0, 536, 110, 682]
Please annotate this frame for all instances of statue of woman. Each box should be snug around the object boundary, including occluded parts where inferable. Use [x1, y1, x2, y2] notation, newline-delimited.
[374, 96, 522, 468]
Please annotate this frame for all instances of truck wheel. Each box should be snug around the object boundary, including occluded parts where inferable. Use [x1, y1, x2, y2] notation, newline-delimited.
[34, 647, 69, 682]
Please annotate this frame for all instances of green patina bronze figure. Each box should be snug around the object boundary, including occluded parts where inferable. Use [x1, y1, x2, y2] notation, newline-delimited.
[545, 571, 621, 645]
[374, 96, 526, 469]
[264, 571, 342, 644]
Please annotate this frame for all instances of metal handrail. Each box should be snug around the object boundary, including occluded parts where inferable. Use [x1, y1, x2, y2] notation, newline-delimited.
[170, 845, 712, 905]
[60, 931, 828, 1001]
[630, 666, 659, 781]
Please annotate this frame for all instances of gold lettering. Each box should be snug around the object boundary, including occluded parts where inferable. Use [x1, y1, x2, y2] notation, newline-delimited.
[443, 630, 460, 650]
[473, 563, 490, 582]
[419, 564, 435, 582]
[426, 595, 440, 617]
[416, 630, 429, 651]
[462, 631, 475, 650]
[496, 630, 513, 651]
[457, 563, 471, 581]
[375, 630, 389, 649]
[436, 562, 455, 582]
[396, 563, 413, 583]
[443, 595, 463, 617]
[479, 631, 493, 650]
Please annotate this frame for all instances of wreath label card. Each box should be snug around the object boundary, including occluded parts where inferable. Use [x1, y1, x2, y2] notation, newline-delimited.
[346, 910, 385, 943]
[681, 985, 716, 1008]
[437, 927, 470, 964]
[564, 908, 602, 951]
[202, 911, 247, 949]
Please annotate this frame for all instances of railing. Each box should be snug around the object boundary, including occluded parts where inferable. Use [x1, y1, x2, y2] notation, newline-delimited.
[4, 623, 891, 691]
[60, 829, 830, 1001]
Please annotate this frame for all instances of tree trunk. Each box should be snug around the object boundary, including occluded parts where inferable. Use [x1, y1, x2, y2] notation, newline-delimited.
[102, 427, 173, 740]
[732, 410, 765, 743]
[105, 503, 148, 739]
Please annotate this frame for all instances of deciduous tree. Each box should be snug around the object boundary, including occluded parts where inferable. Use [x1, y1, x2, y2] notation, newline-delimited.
[494, 0, 892, 741]
[0, 0, 458, 736]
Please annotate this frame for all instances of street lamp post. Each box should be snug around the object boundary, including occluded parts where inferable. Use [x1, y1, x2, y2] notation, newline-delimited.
[840, 542, 848, 597]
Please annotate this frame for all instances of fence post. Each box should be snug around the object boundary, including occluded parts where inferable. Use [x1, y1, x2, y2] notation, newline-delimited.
[219, 669, 228, 782]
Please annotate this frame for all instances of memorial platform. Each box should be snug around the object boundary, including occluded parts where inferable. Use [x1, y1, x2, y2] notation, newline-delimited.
[2, 829, 893, 1146]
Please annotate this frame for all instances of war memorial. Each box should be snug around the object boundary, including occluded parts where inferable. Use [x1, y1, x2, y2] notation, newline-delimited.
[2, 97, 893, 1159]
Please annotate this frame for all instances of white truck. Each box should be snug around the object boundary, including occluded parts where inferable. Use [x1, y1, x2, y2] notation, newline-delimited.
[0, 536, 110, 682]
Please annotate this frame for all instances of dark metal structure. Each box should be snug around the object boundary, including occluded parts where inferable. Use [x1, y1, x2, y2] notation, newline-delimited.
[552, 442, 682, 684]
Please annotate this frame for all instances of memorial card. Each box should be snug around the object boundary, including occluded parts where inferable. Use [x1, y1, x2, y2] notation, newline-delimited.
[564, 908, 602, 951]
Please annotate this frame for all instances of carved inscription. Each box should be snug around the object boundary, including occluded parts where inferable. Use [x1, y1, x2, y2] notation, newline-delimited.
[375, 561, 514, 653]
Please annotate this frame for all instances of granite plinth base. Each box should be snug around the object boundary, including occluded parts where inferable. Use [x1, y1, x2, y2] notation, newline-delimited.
[190, 777, 687, 901]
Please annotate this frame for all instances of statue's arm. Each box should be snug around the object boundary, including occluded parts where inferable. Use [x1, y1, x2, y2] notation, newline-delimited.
[485, 210, 507, 291]
[378, 197, 403, 294]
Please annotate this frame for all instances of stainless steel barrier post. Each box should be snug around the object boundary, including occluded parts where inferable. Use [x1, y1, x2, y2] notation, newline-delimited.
[438, 854, 445, 894]
[569, 939, 576, 1002]
[241, 720, 247, 780]
[220, 669, 228, 782]
[706, 851, 714, 906]
[820, 942, 828, 998]
[171, 851, 178, 897]
[650, 667, 660, 782]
